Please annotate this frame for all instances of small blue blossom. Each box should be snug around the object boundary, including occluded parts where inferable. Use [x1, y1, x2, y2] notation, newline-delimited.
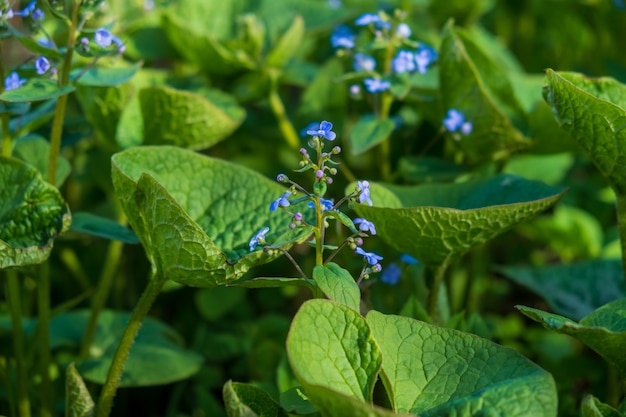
[308, 198, 334, 212]
[354, 218, 376, 235]
[355, 13, 381, 26]
[328, 0, 341, 8]
[270, 191, 291, 212]
[364, 77, 390, 93]
[4, 72, 26, 91]
[16, 1, 36, 17]
[306, 120, 336, 141]
[381, 262, 401, 285]
[32, 8, 44, 20]
[353, 52, 376, 72]
[400, 254, 419, 265]
[355, 247, 383, 265]
[35, 57, 50, 75]
[330, 25, 355, 49]
[95, 28, 113, 48]
[415, 44, 437, 74]
[37, 37, 54, 49]
[249, 227, 270, 251]
[396, 23, 411, 38]
[392, 50, 416, 74]
[443, 109, 473, 135]
[357, 180, 372, 206]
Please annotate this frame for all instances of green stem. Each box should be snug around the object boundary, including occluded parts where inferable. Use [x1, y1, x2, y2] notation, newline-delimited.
[47, 1, 79, 184]
[37, 263, 52, 417]
[95, 274, 167, 417]
[426, 261, 450, 324]
[618, 193, 626, 286]
[1, 113, 11, 157]
[268, 71, 300, 151]
[376, 34, 396, 180]
[6, 269, 31, 417]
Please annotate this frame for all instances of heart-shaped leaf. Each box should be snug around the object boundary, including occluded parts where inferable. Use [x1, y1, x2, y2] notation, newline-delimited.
[0, 79, 75, 102]
[65, 363, 95, 417]
[71, 62, 142, 87]
[367, 311, 558, 416]
[353, 174, 566, 266]
[139, 86, 245, 150]
[0, 156, 71, 269]
[313, 263, 360, 311]
[439, 23, 530, 162]
[223, 380, 288, 417]
[518, 298, 626, 375]
[286, 299, 381, 402]
[111, 146, 311, 286]
[349, 116, 395, 156]
[498, 260, 625, 321]
[13, 134, 71, 186]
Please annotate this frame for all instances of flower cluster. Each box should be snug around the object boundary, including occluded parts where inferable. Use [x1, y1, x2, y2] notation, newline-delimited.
[443, 109, 473, 137]
[392, 45, 437, 75]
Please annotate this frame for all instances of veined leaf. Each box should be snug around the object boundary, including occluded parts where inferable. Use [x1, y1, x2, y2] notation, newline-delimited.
[0, 79, 74, 102]
[223, 381, 288, 417]
[66, 363, 95, 417]
[313, 263, 360, 311]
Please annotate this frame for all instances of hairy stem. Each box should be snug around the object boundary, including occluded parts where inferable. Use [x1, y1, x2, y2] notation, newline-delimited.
[426, 261, 450, 324]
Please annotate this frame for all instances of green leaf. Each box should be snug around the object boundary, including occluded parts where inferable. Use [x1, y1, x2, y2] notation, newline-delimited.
[398, 156, 467, 183]
[582, 395, 623, 417]
[111, 146, 311, 286]
[71, 62, 142, 87]
[439, 23, 530, 162]
[223, 380, 288, 417]
[313, 263, 360, 311]
[50, 310, 202, 386]
[139, 86, 245, 150]
[7, 26, 64, 60]
[13, 134, 71, 186]
[195, 287, 246, 321]
[498, 260, 625, 321]
[349, 116, 395, 156]
[70, 212, 139, 244]
[352, 174, 566, 265]
[518, 298, 626, 375]
[543, 70, 626, 194]
[279, 386, 317, 415]
[503, 153, 574, 185]
[0, 79, 75, 102]
[286, 299, 381, 402]
[367, 310, 558, 416]
[0, 156, 71, 269]
[228, 277, 314, 290]
[66, 363, 95, 417]
[265, 16, 304, 69]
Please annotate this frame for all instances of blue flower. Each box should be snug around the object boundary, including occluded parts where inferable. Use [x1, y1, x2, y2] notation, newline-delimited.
[331, 25, 354, 49]
[32, 8, 44, 20]
[355, 247, 383, 265]
[16, 1, 36, 17]
[328, 0, 342, 8]
[355, 13, 381, 26]
[392, 50, 416, 74]
[396, 23, 411, 38]
[306, 120, 336, 141]
[415, 44, 437, 74]
[270, 191, 291, 212]
[400, 254, 419, 265]
[364, 78, 390, 93]
[381, 262, 401, 285]
[37, 37, 54, 49]
[249, 227, 270, 251]
[353, 53, 376, 72]
[356, 180, 372, 206]
[308, 198, 334, 212]
[4, 72, 26, 91]
[95, 28, 113, 48]
[35, 57, 50, 75]
[354, 218, 376, 235]
[443, 109, 472, 135]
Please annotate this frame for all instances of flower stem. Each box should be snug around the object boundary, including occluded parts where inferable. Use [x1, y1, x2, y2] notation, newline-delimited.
[426, 261, 450, 324]
[95, 273, 167, 417]
[268, 70, 300, 151]
[47, 0, 79, 184]
[5, 269, 31, 417]
[37, 262, 52, 417]
[1, 113, 11, 157]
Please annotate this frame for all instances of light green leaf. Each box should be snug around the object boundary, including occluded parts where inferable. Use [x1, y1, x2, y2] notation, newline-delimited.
[543, 70, 626, 194]
[498, 260, 625, 321]
[349, 116, 395, 156]
[50, 310, 202, 386]
[353, 174, 566, 265]
[313, 263, 360, 311]
[581, 395, 623, 417]
[72, 62, 142, 87]
[13, 134, 71, 187]
[504, 153, 574, 185]
[286, 299, 381, 402]
[66, 363, 95, 417]
[518, 298, 626, 375]
[367, 311, 557, 416]
[70, 212, 139, 244]
[139, 86, 245, 150]
[439, 23, 530, 162]
[0, 156, 71, 269]
[265, 16, 304, 69]
[223, 380, 288, 417]
[111, 146, 311, 286]
[0, 79, 75, 102]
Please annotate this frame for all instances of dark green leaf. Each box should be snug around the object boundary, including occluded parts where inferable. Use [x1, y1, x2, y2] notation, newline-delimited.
[0, 79, 74, 102]
[71, 62, 142, 87]
[279, 386, 317, 415]
[70, 212, 139, 244]
[228, 277, 314, 290]
[66, 363, 95, 417]
[223, 380, 288, 417]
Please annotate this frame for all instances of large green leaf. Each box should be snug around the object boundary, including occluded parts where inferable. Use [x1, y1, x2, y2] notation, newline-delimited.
[518, 298, 626, 375]
[50, 310, 202, 386]
[65, 363, 95, 417]
[313, 263, 360, 311]
[0, 79, 74, 102]
[12, 134, 71, 187]
[581, 395, 623, 417]
[353, 174, 566, 265]
[0, 157, 71, 269]
[111, 146, 311, 286]
[367, 311, 557, 416]
[223, 380, 288, 417]
[286, 300, 381, 402]
[543, 70, 626, 194]
[139, 86, 245, 150]
[439, 23, 530, 162]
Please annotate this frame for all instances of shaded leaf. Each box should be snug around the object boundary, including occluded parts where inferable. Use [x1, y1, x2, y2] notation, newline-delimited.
[0, 79, 74, 102]
[71, 62, 142, 87]
[13, 134, 71, 186]
[581, 395, 623, 417]
[70, 212, 139, 244]
[66, 363, 95, 417]
[228, 277, 314, 290]
[349, 116, 395, 156]
[223, 380, 288, 417]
